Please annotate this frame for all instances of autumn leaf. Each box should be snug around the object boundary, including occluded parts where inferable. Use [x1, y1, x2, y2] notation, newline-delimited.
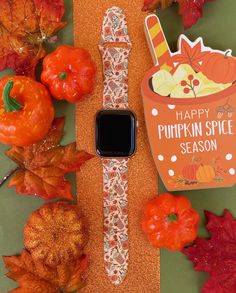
[65, 256, 88, 292]
[3, 249, 88, 293]
[0, 0, 66, 77]
[142, 0, 173, 10]
[142, 0, 215, 29]
[183, 210, 236, 293]
[179, 0, 215, 29]
[179, 0, 203, 29]
[172, 37, 208, 72]
[3, 117, 94, 201]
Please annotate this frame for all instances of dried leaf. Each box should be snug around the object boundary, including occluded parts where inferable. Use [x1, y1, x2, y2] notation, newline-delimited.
[183, 210, 236, 293]
[0, 0, 66, 76]
[5, 117, 94, 200]
[3, 249, 88, 293]
[66, 255, 89, 292]
[172, 37, 208, 72]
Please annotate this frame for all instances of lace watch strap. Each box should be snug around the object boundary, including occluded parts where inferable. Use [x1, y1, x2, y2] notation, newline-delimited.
[99, 7, 131, 285]
[99, 6, 131, 109]
[102, 158, 129, 285]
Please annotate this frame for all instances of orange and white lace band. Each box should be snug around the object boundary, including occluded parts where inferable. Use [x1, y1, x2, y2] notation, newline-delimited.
[99, 6, 132, 285]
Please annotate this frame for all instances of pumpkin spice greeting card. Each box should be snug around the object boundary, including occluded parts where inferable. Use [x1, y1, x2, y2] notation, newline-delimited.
[142, 15, 236, 191]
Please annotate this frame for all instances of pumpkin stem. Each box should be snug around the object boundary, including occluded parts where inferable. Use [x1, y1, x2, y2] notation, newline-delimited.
[58, 72, 68, 80]
[224, 50, 232, 59]
[168, 213, 178, 222]
[3, 80, 23, 113]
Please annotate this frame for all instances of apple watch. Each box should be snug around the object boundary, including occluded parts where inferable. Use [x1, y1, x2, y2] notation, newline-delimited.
[96, 7, 136, 285]
[96, 110, 136, 157]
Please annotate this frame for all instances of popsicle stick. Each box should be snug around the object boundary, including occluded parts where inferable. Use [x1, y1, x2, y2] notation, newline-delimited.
[145, 14, 174, 71]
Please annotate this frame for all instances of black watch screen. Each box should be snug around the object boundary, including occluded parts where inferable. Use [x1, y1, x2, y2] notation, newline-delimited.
[95, 110, 136, 157]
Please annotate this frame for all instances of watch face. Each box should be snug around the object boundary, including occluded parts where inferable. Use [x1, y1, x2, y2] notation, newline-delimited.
[96, 110, 136, 157]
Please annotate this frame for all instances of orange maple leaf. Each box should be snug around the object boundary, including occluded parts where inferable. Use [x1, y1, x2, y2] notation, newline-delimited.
[3, 249, 88, 293]
[172, 37, 209, 72]
[0, 0, 66, 76]
[4, 117, 94, 201]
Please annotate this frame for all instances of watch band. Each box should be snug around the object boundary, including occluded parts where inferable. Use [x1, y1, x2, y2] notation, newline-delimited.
[99, 7, 132, 285]
[99, 6, 131, 110]
[102, 158, 129, 285]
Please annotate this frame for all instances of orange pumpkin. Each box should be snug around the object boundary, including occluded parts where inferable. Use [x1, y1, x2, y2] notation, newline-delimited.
[182, 164, 199, 182]
[24, 201, 87, 267]
[196, 164, 216, 183]
[201, 51, 236, 84]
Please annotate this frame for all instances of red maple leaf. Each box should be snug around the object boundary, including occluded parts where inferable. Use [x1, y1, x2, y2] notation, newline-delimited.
[172, 37, 208, 72]
[142, 0, 173, 11]
[0, 0, 66, 77]
[3, 117, 94, 201]
[183, 210, 236, 293]
[3, 249, 88, 293]
[179, 0, 203, 29]
[142, 0, 215, 29]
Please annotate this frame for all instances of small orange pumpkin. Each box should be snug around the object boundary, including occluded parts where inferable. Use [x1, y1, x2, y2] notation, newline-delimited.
[201, 51, 236, 84]
[196, 164, 216, 183]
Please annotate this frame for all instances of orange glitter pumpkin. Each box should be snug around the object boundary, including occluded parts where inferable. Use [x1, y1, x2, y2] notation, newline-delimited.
[24, 201, 87, 267]
[201, 51, 236, 84]
[196, 164, 216, 183]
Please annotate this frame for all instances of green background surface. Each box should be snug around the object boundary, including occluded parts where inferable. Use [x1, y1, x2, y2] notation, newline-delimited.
[0, 0, 235, 292]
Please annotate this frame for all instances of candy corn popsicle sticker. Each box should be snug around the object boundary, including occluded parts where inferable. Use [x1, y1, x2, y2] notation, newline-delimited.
[145, 15, 174, 72]
[142, 14, 236, 191]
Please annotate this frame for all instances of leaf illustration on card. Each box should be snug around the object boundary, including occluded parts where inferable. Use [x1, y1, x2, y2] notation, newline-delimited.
[172, 37, 209, 72]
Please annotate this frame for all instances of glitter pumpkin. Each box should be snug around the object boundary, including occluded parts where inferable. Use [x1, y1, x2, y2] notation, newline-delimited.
[24, 201, 87, 267]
